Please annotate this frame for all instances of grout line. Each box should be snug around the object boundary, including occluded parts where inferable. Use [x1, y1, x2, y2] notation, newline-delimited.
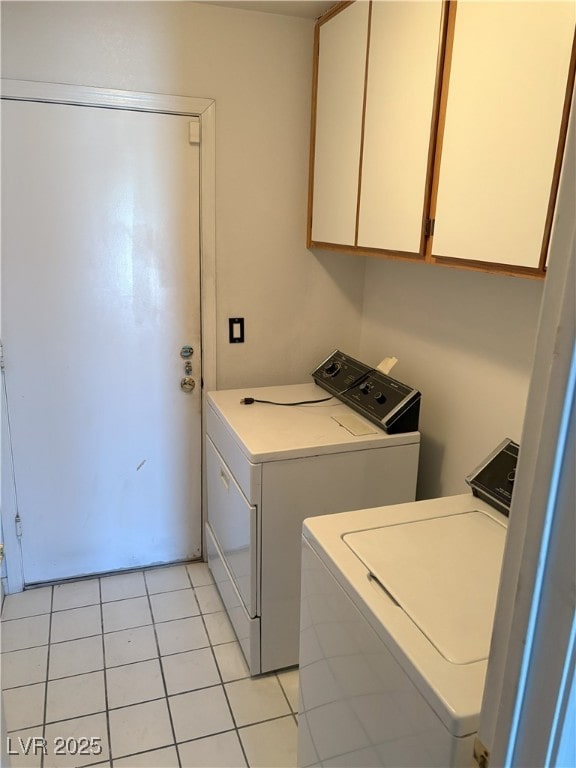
[193, 578, 252, 768]
[1, 610, 52, 622]
[144, 568, 182, 768]
[42, 707, 108, 727]
[276, 670, 296, 715]
[99, 576, 113, 768]
[40, 585, 54, 768]
[236, 711, 300, 732]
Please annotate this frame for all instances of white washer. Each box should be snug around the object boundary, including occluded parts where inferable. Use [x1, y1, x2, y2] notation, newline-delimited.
[205, 382, 420, 675]
[298, 494, 508, 767]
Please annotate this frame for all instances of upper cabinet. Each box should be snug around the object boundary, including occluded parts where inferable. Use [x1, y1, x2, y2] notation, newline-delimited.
[308, 0, 576, 278]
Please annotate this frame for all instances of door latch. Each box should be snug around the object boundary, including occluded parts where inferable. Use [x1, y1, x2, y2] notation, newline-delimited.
[180, 346, 194, 359]
[180, 377, 196, 393]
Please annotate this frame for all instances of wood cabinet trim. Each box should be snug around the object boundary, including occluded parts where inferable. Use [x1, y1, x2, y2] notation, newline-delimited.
[310, 240, 546, 280]
[310, 239, 426, 262]
[306, 11, 321, 248]
[538, 29, 576, 271]
[354, 0, 372, 247]
[424, 0, 456, 263]
[317, 0, 354, 27]
[419, 0, 453, 257]
[430, 254, 547, 280]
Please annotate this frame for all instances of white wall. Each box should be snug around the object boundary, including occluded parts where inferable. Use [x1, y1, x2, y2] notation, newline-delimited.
[359, 259, 544, 498]
[1, 1, 546, 500]
[0, 0, 365, 389]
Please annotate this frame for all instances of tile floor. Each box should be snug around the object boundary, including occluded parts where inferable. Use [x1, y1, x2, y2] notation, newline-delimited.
[1, 563, 299, 768]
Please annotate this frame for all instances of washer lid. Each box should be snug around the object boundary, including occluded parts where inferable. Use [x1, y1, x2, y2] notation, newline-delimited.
[343, 511, 506, 665]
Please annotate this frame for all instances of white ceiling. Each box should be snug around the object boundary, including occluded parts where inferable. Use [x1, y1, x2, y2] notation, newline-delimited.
[196, 1, 336, 20]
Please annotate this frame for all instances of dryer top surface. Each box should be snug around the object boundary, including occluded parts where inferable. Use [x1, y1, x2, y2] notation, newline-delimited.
[207, 383, 419, 462]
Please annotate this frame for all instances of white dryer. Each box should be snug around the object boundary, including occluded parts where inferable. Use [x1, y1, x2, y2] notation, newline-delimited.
[298, 494, 508, 768]
[205, 380, 420, 675]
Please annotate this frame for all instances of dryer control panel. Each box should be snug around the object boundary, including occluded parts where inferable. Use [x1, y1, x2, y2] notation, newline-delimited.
[312, 350, 420, 434]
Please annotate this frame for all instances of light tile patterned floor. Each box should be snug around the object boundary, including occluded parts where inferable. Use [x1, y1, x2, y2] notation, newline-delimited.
[1, 563, 299, 767]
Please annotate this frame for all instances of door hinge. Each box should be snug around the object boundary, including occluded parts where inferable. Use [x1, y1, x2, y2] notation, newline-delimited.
[425, 218, 435, 237]
[0, 341, 4, 371]
[15, 515, 23, 539]
[473, 737, 490, 768]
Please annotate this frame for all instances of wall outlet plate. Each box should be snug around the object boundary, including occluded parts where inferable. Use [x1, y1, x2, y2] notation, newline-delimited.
[229, 317, 245, 343]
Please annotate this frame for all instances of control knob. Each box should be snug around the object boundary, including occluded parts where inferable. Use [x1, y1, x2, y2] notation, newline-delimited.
[374, 391, 387, 404]
[324, 361, 341, 377]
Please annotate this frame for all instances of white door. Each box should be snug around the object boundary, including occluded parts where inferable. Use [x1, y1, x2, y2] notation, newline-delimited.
[1, 97, 203, 584]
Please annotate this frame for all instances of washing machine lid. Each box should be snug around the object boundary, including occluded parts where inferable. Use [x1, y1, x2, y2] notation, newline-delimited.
[343, 511, 506, 665]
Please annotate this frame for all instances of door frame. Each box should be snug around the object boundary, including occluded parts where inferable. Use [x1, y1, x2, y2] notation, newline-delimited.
[476, 86, 575, 765]
[0, 78, 217, 593]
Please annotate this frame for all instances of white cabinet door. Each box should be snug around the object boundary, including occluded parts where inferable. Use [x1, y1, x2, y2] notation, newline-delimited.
[357, 0, 443, 254]
[310, 1, 369, 246]
[433, 2, 575, 269]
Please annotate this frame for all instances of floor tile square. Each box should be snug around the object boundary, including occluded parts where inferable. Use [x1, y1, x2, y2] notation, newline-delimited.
[277, 668, 300, 713]
[100, 571, 146, 603]
[178, 730, 247, 767]
[212, 642, 250, 683]
[0, 562, 301, 768]
[1, 587, 52, 620]
[52, 579, 100, 611]
[104, 625, 158, 668]
[225, 676, 291, 728]
[169, 686, 234, 743]
[113, 746, 179, 767]
[150, 589, 199, 623]
[1, 614, 50, 652]
[102, 597, 151, 633]
[1, 645, 48, 689]
[239, 715, 297, 768]
[106, 659, 165, 709]
[194, 584, 225, 615]
[2, 682, 45, 731]
[186, 562, 214, 588]
[109, 699, 174, 759]
[46, 670, 106, 723]
[155, 616, 209, 656]
[50, 605, 102, 643]
[44, 713, 109, 767]
[203, 611, 236, 646]
[4, 727, 45, 768]
[49, 635, 104, 680]
[145, 566, 190, 594]
[162, 648, 220, 695]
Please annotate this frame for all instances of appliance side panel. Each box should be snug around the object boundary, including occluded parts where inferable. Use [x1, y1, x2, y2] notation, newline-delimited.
[260, 443, 419, 673]
[298, 537, 473, 767]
